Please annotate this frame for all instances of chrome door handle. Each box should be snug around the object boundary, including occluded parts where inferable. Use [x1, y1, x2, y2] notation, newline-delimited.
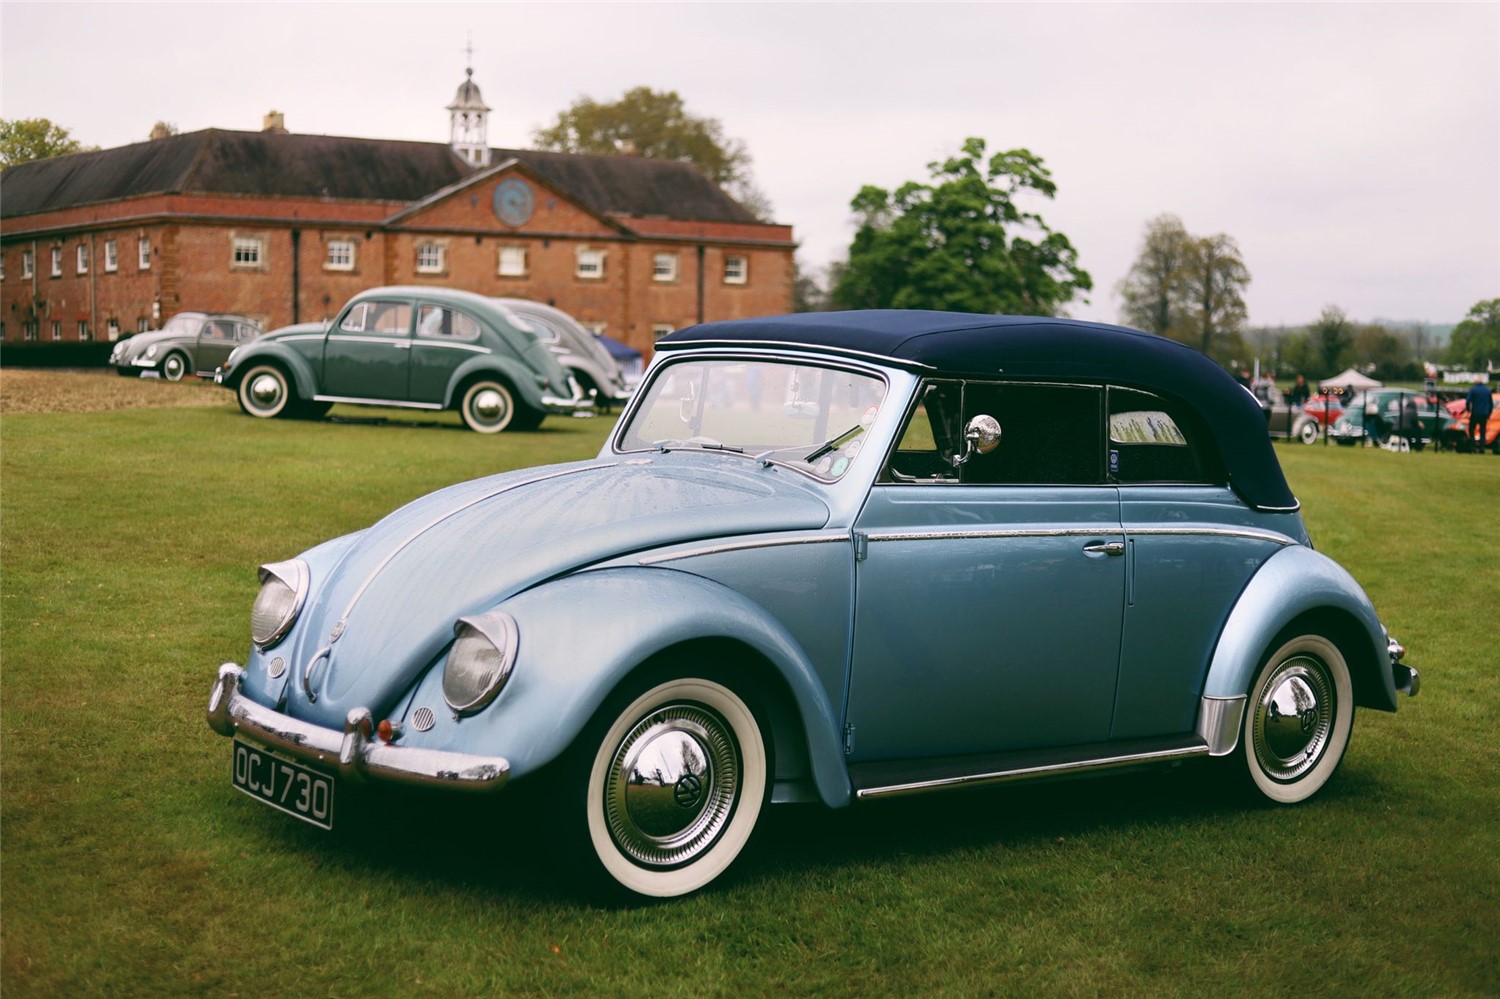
[1082, 541, 1125, 556]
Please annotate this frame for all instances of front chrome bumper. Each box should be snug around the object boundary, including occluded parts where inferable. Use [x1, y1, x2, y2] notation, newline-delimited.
[1389, 637, 1420, 697]
[206, 664, 510, 792]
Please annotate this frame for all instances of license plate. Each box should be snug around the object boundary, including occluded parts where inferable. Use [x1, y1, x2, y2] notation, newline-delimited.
[232, 738, 335, 830]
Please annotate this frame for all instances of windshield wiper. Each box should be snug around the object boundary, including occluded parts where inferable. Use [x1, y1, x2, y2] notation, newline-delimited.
[753, 424, 864, 466]
[653, 438, 745, 454]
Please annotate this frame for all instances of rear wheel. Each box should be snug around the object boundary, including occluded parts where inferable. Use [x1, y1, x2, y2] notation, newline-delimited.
[1241, 633, 1353, 804]
[1297, 420, 1321, 444]
[575, 673, 769, 899]
[458, 379, 516, 433]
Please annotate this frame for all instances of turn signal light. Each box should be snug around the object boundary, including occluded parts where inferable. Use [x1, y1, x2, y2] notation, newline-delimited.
[377, 719, 402, 743]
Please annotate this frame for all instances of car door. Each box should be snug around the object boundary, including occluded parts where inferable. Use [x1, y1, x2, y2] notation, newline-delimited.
[407, 303, 487, 405]
[1105, 387, 1286, 739]
[846, 380, 1124, 762]
[194, 319, 238, 372]
[321, 299, 414, 401]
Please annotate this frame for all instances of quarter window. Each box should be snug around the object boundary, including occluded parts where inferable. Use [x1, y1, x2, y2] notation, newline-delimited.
[724, 255, 747, 284]
[576, 248, 605, 280]
[653, 253, 678, 282]
[416, 243, 445, 274]
[325, 239, 355, 271]
[498, 246, 527, 277]
[1107, 387, 1218, 484]
[416, 304, 481, 341]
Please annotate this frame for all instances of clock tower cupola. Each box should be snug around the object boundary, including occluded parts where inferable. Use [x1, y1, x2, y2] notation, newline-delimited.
[447, 52, 491, 168]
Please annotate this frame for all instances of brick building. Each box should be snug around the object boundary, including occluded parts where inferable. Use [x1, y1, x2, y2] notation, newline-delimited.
[1, 73, 795, 359]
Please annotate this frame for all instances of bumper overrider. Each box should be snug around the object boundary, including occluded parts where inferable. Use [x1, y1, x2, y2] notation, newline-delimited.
[540, 376, 590, 413]
[1389, 636, 1420, 697]
[206, 664, 510, 792]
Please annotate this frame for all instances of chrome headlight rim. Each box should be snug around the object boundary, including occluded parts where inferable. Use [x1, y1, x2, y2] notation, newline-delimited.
[251, 559, 309, 650]
[443, 610, 520, 715]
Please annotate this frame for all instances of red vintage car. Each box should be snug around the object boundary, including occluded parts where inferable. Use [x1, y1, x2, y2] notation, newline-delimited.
[1442, 391, 1500, 453]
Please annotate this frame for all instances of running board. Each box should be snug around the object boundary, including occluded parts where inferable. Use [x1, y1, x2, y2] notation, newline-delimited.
[850, 736, 1210, 800]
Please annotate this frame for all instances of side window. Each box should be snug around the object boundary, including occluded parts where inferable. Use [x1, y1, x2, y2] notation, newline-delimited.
[884, 381, 1104, 485]
[1107, 387, 1218, 484]
[416, 305, 482, 341]
[340, 301, 411, 336]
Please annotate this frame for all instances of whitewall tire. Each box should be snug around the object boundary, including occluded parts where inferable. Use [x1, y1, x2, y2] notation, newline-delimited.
[237, 365, 293, 419]
[162, 351, 189, 382]
[459, 379, 516, 434]
[584, 677, 768, 898]
[1242, 634, 1353, 804]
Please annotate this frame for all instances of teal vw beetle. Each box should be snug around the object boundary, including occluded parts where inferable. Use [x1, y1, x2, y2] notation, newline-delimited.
[214, 287, 584, 432]
[207, 311, 1419, 898]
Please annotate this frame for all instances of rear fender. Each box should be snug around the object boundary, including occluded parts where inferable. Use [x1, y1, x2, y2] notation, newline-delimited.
[399, 566, 852, 807]
[1203, 544, 1396, 716]
[444, 355, 547, 410]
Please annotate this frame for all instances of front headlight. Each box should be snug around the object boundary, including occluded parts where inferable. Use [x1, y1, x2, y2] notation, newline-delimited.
[145, 344, 158, 359]
[251, 559, 309, 649]
[443, 610, 520, 714]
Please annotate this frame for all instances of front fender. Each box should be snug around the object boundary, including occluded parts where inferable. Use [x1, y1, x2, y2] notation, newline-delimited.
[401, 566, 853, 807]
[225, 342, 319, 401]
[1203, 544, 1395, 712]
[443, 354, 548, 409]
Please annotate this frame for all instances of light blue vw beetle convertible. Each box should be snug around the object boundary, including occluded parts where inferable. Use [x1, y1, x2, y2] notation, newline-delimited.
[207, 311, 1419, 898]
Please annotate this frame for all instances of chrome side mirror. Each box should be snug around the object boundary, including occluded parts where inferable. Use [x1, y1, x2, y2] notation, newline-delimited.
[952, 414, 1002, 466]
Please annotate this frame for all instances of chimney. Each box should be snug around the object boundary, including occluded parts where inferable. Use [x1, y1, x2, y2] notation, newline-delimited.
[262, 111, 288, 134]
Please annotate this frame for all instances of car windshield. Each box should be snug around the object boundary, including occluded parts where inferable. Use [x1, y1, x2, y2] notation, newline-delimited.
[161, 315, 201, 336]
[617, 358, 888, 481]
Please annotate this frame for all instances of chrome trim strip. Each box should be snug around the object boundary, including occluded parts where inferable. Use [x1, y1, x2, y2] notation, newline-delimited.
[1197, 695, 1247, 756]
[327, 334, 411, 345]
[208, 665, 509, 792]
[854, 742, 1210, 799]
[654, 339, 934, 372]
[412, 341, 489, 354]
[638, 531, 851, 566]
[865, 526, 1297, 546]
[274, 334, 326, 344]
[334, 463, 619, 628]
[311, 395, 445, 410]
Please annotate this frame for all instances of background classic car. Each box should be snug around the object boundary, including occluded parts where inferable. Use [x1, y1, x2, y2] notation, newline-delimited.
[207, 311, 1417, 899]
[1327, 389, 1446, 448]
[215, 287, 583, 431]
[110, 312, 262, 381]
[492, 297, 633, 409]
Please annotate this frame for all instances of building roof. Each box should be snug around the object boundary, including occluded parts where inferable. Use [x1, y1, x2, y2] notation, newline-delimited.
[659, 310, 1298, 511]
[0, 128, 759, 226]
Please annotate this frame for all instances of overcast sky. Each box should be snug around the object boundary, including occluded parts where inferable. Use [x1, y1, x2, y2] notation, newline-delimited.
[3, 1, 1496, 328]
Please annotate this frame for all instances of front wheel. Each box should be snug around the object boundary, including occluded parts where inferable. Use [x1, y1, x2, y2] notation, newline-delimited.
[1297, 420, 1321, 445]
[581, 676, 769, 899]
[236, 364, 293, 419]
[458, 379, 516, 433]
[1241, 633, 1353, 804]
[161, 351, 189, 382]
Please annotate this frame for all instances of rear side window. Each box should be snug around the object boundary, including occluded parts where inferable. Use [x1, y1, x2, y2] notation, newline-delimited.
[1108, 387, 1220, 484]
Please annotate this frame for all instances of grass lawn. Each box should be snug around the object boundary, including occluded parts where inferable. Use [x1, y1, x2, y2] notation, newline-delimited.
[2, 386, 1497, 997]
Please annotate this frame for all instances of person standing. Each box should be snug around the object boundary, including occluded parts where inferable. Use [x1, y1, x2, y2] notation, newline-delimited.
[1289, 375, 1311, 407]
[1464, 375, 1494, 452]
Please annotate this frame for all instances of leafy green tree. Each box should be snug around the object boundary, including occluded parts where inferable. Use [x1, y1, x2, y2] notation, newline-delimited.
[533, 87, 770, 218]
[1116, 214, 1192, 337]
[1310, 305, 1355, 375]
[1446, 298, 1500, 369]
[0, 118, 94, 169]
[832, 138, 1091, 315]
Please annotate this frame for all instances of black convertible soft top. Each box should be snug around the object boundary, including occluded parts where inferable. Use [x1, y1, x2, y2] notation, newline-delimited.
[658, 310, 1297, 512]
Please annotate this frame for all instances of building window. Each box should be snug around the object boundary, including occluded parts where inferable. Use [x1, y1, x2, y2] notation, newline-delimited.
[106, 318, 121, 342]
[79, 321, 91, 342]
[51, 321, 61, 341]
[724, 255, 748, 285]
[653, 253, 678, 282]
[138, 237, 151, 270]
[652, 324, 676, 340]
[104, 240, 118, 272]
[576, 247, 606, 280]
[138, 317, 151, 333]
[76, 244, 89, 274]
[24, 322, 38, 342]
[416, 242, 446, 274]
[50, 247, 62, 277]
[325, 239, 355, 271]
[231, 235, 265, 270]
[22, 249, 34, 278]
[498, 246, 527, 277]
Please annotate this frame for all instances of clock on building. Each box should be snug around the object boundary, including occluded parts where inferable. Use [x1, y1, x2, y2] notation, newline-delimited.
[493, 178, 535, 227]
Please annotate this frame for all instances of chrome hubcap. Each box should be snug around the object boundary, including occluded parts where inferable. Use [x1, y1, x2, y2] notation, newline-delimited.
[250, 374, 282, 405]
[1253, 655, 1333, 781]
[605, 704, 740, 868]
[472, 388, 505, 422]
[165, 356, 183, 378]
